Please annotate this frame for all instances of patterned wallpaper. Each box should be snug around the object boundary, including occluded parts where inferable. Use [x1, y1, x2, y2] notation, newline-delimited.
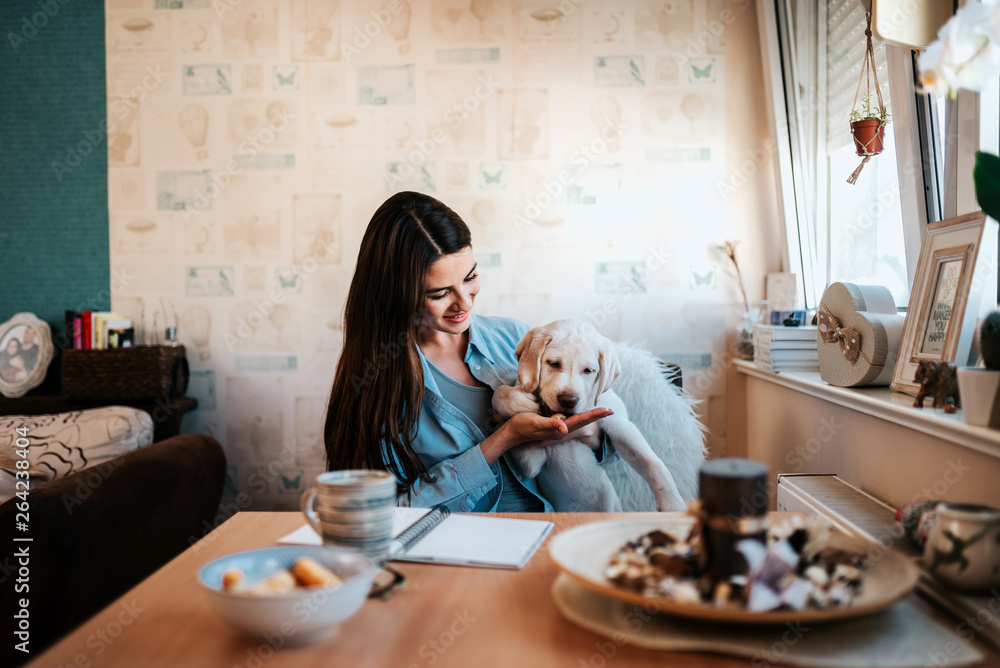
[104, 0, 751, 511]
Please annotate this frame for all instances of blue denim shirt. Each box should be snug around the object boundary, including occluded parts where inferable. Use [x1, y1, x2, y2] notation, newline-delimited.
[388, 314, 615, 513]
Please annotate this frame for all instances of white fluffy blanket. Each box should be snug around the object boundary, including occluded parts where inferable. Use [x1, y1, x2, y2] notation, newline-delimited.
[604, 343, 706, 511]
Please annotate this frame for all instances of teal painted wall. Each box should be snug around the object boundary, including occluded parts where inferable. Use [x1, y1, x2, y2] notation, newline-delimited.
[0, 1, 110, 348]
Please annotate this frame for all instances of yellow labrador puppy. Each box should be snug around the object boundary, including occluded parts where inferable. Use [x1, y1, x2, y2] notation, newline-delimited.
[492, 319, 687, 512]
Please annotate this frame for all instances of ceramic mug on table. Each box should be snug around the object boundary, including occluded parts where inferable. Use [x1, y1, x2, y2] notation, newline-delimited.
[301, 470, 397, 560]
[923, 502, 1000, 591]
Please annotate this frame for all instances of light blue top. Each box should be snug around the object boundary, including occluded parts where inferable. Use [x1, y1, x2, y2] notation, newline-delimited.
[423, 359, 494, 434]
[384, 314, 616, 513]
[425, 358, 542, 512]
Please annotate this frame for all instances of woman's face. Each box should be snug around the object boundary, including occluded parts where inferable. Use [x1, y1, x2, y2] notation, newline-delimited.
[5, 340, 17, 355]
[419, 246, 480, 336]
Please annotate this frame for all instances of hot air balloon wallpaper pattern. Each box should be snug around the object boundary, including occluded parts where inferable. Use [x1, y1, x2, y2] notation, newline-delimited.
[179, 103, 209, 160]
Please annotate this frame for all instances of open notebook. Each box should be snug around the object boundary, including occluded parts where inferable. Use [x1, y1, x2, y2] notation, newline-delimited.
[278, 507, 553, 569]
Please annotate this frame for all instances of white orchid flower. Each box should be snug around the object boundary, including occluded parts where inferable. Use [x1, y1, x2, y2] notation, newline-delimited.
[918, 0, 1000, 97]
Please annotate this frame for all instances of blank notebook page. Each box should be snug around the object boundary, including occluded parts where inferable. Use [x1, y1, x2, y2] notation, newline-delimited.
[278, 507, 554, 569]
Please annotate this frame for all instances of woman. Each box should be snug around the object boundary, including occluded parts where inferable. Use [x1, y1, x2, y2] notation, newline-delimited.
[324, 192, 614, 512]
[0, 338, 27, 383]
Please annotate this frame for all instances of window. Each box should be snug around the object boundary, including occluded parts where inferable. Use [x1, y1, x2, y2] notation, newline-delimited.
[827, 122, 910, 305]
[763, 0, 998, 312]
[776, 0, 911, 308]
[915, 84, 947, 224]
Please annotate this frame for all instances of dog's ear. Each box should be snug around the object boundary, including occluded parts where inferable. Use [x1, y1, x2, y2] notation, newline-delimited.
[594, 337, 621, 401]
[515, 328, 552, 393]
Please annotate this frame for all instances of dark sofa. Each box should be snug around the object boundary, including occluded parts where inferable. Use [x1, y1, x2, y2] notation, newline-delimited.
[0, 432, 226, 667]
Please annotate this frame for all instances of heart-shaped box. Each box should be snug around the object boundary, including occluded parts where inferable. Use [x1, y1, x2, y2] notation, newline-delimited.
[817, 283, 906, 386]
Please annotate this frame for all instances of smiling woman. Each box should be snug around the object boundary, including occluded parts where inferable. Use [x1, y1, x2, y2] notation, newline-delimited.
[323, 192, 612, 513]
[420, 248, 480, 334]
[0, 313, 54, 399]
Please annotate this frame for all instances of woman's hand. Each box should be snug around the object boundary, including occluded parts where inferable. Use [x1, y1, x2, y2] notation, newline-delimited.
[480, 408, 612, 465]
[534, 413, 606, 450]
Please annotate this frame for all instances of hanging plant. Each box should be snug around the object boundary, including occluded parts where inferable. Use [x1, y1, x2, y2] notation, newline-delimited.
[850, 92, 890, 155]
[847, 12, 890, 185]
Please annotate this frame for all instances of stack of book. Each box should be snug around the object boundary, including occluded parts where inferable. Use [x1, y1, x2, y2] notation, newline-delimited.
[65, 311, 134, 350]
[753, 324, 819, 372]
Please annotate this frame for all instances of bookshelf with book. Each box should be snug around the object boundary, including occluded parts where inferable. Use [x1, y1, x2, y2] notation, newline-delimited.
[65, 311, 134, 350]
[756, 348, 820, 362]
[753, 324, 819, 373]
[753, 324, 818, 342]
[61, 310, 187, 403]
[755, 361, 820, 373]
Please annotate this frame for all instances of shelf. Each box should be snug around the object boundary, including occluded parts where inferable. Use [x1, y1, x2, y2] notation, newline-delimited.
[733, 359, 1000, 461]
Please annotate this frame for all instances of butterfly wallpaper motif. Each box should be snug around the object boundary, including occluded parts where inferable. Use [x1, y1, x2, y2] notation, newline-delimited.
[105, 0, 773, 510]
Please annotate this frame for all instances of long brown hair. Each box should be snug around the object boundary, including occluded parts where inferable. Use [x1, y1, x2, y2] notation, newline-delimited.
[324, 192, 472, 488]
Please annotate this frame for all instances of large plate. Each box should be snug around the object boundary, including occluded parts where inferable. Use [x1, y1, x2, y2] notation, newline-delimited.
[549, 517, 921, 625]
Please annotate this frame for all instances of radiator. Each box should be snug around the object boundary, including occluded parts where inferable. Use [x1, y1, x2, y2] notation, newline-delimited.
[777, 473, 1000, 652]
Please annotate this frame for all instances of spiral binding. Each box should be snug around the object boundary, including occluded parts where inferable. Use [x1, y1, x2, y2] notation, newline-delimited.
[387, 505, 451, 560]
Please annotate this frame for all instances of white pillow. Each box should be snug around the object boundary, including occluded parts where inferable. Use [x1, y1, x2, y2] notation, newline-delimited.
[0, 406, 154, 504]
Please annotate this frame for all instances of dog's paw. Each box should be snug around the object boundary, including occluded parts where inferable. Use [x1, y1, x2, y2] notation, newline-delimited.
[493, 385, 541, 416]
[512, 446, 547, 478]
[654, 491, 688, 513]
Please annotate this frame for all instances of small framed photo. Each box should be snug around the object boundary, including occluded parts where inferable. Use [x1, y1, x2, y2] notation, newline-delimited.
[891, 212, 991, 394]
[0, 312, 55, 398]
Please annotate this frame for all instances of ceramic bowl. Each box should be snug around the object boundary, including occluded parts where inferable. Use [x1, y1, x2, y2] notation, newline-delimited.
[198, 546, 379, 644]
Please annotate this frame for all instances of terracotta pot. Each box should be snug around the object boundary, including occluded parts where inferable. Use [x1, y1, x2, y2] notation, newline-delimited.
[850, 119, 885, 156]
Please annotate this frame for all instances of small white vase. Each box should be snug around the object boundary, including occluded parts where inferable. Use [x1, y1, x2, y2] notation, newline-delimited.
[736, 302, 766, 361]
[956, 367, 1000, 428]
[923, 503, 1000, 591]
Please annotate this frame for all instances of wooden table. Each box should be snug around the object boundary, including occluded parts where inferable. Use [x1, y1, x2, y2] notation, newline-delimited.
[28, 512, 1000, 668]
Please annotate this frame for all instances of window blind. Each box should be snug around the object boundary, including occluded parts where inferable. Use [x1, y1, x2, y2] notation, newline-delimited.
[826, 0, 890, 153]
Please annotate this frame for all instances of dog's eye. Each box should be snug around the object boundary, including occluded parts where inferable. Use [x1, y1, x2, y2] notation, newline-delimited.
[582, 368, 594, 375]
[546, 360, 561, 369]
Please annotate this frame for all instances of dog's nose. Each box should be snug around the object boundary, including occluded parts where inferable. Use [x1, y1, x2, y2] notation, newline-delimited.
[557, 393, 579, 410]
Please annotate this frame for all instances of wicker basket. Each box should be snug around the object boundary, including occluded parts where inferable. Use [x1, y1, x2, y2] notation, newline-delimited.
[62, 346, 190, 401]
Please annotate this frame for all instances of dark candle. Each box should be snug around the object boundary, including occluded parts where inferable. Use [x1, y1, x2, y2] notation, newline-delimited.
[698, 458, 769, 581]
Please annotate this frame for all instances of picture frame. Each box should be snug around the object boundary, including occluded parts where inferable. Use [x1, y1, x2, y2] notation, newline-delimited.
[891, 212, 992, 395]
[0, 312, 55, 398]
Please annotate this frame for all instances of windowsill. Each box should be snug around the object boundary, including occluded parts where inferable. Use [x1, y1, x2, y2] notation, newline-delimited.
[733, 359, 1000, 461]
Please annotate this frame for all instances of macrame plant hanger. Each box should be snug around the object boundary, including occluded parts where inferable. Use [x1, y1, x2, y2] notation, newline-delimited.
[847, 11, 886, 185]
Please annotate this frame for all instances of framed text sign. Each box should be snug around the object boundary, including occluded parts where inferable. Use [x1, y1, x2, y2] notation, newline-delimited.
[891, 212, 991, 394]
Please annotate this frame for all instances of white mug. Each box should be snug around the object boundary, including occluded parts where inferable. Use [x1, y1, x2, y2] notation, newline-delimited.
[923, 503, 1000, 591]
[300, 470, 397, 558]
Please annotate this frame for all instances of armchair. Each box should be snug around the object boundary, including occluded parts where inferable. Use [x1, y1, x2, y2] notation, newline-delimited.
[0, 406, 225, 667]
